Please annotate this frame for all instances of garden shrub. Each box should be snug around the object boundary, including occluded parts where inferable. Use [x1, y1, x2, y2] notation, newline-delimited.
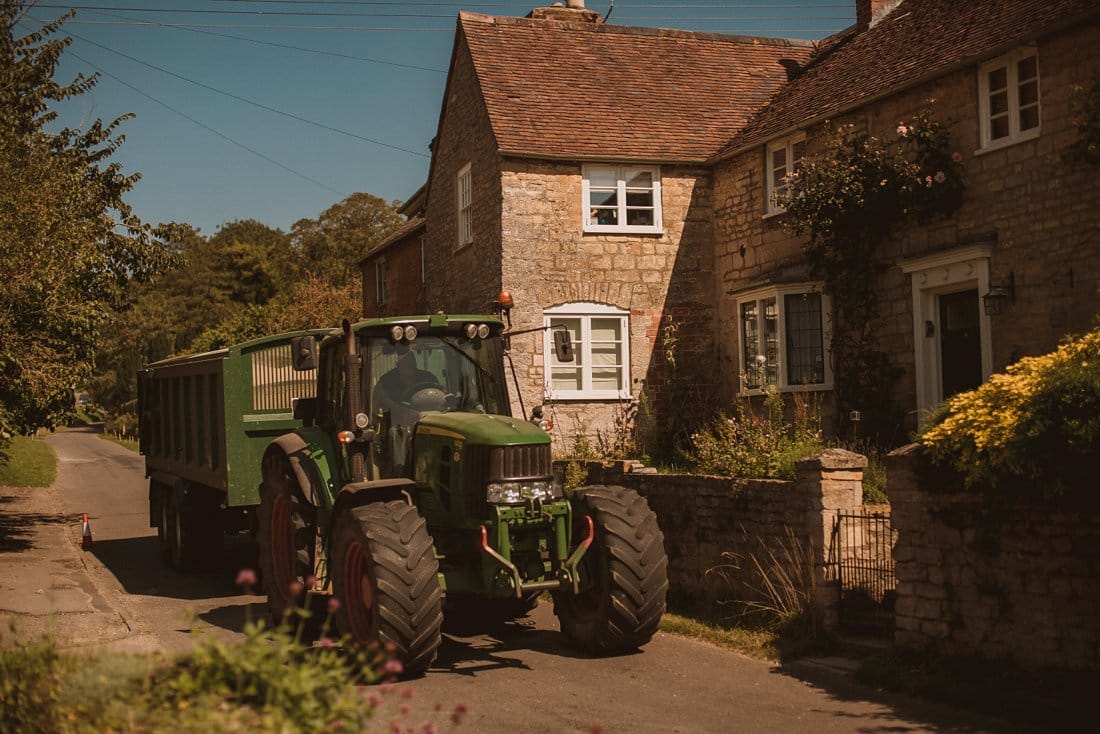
[920, 327, 1100, 498]
[0, 633, 63, 734]
[686, 390, 824, 480]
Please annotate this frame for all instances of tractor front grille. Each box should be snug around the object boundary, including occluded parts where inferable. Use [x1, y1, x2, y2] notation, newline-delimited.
[461, 443, 552, 518]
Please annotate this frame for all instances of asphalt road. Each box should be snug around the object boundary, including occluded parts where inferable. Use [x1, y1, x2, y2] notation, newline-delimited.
[44, 428, 1012, 733]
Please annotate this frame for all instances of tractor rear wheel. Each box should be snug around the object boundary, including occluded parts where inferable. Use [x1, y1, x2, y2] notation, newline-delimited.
[553, 485, 669, 655]
[331, 501, 442, 677]
[258, 451, 317, 623]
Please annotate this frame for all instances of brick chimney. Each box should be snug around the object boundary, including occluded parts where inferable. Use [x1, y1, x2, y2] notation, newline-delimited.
[527, 1, 602, 24]
[856, 0, 902, 29]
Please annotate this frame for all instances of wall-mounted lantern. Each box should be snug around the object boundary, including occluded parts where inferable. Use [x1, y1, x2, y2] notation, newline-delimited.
[982, 271, 1015, 316]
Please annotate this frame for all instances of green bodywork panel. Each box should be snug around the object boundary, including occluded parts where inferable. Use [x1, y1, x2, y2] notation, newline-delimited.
[415, 412, 550, 448]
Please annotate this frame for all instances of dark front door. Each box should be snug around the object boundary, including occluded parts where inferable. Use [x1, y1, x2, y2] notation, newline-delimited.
[939, 289, 982, 399]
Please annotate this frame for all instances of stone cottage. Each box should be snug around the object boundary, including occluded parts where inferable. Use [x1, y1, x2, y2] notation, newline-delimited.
[360, 1, 814, 443]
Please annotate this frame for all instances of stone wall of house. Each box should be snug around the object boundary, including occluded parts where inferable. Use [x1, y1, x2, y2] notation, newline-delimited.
[499, 159, 718, 444]
[887, 444, 1100, 669]
[421, 31, 504, 317]
[712, 22, 1100, 434]
[573, 448, 865, 628]
[360, 230, 425, 318]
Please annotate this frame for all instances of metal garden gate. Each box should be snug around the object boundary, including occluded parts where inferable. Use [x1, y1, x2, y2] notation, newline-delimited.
[830, 509, 896, 637]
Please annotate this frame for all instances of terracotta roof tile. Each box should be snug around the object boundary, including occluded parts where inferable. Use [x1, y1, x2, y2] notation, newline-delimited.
[459, 12, 815, 162]
[716, 0, 1100, 159]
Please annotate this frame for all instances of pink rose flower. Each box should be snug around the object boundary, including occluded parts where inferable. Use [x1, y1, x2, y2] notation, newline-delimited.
[235, 568, 257, 587]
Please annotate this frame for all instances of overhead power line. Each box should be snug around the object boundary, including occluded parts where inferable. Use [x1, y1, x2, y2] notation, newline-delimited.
[64, 48, 346, 196]
[65, 30, 431, 159]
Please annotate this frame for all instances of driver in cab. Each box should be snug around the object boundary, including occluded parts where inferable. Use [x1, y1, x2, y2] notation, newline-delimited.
[373, 350, 437, 413]
[372, 348, 440, 477]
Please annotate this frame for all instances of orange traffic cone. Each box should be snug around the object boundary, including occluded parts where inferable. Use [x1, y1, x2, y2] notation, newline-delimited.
[81, 513, 93, 550]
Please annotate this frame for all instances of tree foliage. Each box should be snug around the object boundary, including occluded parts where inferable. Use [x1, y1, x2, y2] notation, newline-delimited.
[0, 3, 167, 433]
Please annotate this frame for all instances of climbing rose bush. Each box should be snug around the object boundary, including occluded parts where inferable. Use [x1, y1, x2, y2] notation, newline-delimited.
[920, 327, 1100, 498]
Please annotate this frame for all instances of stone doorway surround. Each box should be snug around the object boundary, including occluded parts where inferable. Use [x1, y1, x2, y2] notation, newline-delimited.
[900, 244, 994, 423]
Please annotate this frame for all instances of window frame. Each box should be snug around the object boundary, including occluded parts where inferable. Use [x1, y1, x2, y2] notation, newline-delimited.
[374, 258, 387, 305]
[765, 133, 806, 215]
[735, 283, 833, 394]
[581, 164, 663, 235]
[543, 303, 632, 400]
[456, 162, 473, 248]
[978, 47, 1040, 152]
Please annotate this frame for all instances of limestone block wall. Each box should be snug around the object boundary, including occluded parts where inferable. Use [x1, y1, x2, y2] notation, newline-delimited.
[574, 448, 865, 628]
[888, 444, 1100, 669]
[498, 159, 717, 444]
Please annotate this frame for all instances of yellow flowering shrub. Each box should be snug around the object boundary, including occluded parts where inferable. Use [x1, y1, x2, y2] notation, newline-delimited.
[921, 327, 1100, 497]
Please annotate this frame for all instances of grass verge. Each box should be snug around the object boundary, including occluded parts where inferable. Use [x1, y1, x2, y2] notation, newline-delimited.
[0, 436, 57, 487]
[98, 433, 138, 452]
[660, 613, 781, 660]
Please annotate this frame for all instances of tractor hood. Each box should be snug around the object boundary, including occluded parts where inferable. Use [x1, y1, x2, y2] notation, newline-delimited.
[415, 412, 550, 447]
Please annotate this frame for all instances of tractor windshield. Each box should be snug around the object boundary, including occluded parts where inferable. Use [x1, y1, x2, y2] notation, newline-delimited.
[366, 334, 509, 418]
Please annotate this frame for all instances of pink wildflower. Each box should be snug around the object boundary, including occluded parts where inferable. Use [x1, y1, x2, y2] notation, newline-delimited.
[388, 721, 402, 734]
[924, 175, 933, 187]
[590, 724, 607, 734]
[327, 597, 341, 613]
[288, 580, 304, 597]
[367, 692, 384, 707]
[317, 636, 336, 649]
[896, 123, 908, 136]
[383, 658, 405, 677]
[418, 722, 439, 734]
[401, 686, 415, 699]
[399, 704, 411, 715]
[305, 575, 317, 590]
[952, 151, 963, 163]
[934, 171, 946, 184]
[451, 703, 469, 725]
[380, 683, 396, 695]
[330, 720, 345, 731]
[235, 568, 257, 588]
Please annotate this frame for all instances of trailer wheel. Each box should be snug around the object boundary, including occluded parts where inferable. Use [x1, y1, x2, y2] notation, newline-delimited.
[157, 484, 217, 572]
[553, 485, 669, 655]
[258, 451, 317, 623]
[331, 501, 442, 677]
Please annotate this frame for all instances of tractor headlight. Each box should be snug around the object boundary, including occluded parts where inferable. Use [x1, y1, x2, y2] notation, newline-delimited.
[486, 480, 560, 505]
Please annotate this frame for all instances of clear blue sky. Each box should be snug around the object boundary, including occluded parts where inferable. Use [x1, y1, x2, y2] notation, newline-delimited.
[18, 1, 855, 236]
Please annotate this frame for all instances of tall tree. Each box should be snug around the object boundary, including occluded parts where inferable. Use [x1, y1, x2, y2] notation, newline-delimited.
[0, 4, 166, 433]
[284, 192, 402, 286]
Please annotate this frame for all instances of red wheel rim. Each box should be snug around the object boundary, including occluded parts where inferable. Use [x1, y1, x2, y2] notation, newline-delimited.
[271, 493, 294, 598]
[343, 540, 375, 642]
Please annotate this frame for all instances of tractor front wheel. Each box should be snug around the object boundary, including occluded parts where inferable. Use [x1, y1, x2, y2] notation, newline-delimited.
[331, 501, 443, 677]
[553, 485, 669, 655]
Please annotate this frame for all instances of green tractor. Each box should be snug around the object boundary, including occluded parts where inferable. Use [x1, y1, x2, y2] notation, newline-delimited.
[140, 298, 668, 675]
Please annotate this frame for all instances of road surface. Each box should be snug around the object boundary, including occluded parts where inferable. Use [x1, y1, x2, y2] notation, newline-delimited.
[43, 428, 1012, 733]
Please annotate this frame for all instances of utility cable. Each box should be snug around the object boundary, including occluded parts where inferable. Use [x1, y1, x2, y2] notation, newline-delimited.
[65, 48, 347, 196]
[65, 30, 431, 158]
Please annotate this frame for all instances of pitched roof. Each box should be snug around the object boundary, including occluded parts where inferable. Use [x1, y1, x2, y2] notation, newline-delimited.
[715, 0, 1100, 159]
[358, 215, 425, 264]
[458, 11, 815, 163]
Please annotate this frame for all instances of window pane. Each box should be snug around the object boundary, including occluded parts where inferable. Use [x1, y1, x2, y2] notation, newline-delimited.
[590, 318, 621, 342]
[792, 139, 806, 165]
[988, 66, 1007, 92]
[991, 115, 1010, 140]
[587, 167, 616, 188]
[591, 344, 621, 366]
[626, 170, 653, 188]
[1019, 79, 1038, 106]
[771, 147, 787, 170]
[625, 191, 653, 207]
[741, 301, 760, 389]
[1019, 105, 1039, 131]
[1017, 55, 1037, 82]
[626, 209, 654, 226]
[990, 90, 1008, 116]
[591, 369, 621, 391]
[589, 189, 617, 207]
[785, 293, 825, 385]
[551, 368, 583, 392]
[763, 299, 778, 387]
[589, 207, 618, 226]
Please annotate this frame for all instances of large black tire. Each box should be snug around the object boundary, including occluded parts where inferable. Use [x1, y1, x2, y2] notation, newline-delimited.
[157, 482, 219, 572]
[331, 501, 443, 677]
[553, 485, 669, 655]
[258, 451, 317, 622]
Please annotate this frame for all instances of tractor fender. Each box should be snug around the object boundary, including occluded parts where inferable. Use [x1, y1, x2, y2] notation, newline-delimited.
[331, 478, 415, 520]
[264, 433, 327, 508]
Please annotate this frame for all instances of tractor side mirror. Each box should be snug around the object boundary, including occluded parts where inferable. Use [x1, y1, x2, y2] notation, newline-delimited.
[553, 328, 574, 363]
[291, 336, 318, 371]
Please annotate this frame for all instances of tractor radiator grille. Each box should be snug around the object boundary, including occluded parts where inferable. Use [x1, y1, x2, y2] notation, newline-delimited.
[461, 443, 552, 517]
